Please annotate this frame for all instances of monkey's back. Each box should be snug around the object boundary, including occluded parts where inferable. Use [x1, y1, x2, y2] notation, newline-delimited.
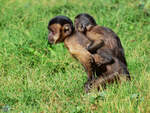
[86, 26, 121, 49]
[64, 32, 90, 53]
[64, 32, 93, 63]
[87, 26, 127, 66]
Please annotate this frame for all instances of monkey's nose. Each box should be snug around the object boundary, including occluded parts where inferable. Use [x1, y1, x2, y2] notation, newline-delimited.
[81, 24, 85, 29]
[79, 24, 85, 32]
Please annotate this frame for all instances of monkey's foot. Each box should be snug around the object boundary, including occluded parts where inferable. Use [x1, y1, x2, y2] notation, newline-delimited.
[92, 54, 105, 67]
[84, 80, 93, 93]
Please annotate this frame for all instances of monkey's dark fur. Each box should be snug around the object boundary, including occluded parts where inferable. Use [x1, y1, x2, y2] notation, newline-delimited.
[74, 13, 130, 92]
[74, 13, 128, 66]
[48, 16, 74, 33]
[48, 15, 130, 93]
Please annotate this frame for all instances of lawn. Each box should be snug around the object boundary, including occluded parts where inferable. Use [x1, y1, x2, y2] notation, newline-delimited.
[0, 0, 150, 112]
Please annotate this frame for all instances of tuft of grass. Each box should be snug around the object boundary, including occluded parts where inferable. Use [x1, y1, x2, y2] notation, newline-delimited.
[0, 0, 150, 112]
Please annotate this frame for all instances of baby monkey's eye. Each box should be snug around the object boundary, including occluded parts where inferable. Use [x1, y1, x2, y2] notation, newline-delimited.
[80, 24, 85, 28]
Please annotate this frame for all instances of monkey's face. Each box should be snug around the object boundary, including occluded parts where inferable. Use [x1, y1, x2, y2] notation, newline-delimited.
[74, 13, 97, 33]
[48, 23, 72, 44]
[74, 18, 89, 32]
[48, 16, 74, 44]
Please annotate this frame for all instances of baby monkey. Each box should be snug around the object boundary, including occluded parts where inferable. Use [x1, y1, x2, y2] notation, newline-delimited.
[74, 13, 128, 66]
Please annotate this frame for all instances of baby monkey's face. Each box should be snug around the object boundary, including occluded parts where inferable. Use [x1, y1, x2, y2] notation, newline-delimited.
[75, 17, 91, 32]
[74, 14, 97, 33]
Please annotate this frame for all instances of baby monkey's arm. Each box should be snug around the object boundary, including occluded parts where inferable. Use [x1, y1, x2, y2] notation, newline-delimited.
[92, 49, 115, 67]
[85, 25, 105, 53]
[87, 39, 104, 53]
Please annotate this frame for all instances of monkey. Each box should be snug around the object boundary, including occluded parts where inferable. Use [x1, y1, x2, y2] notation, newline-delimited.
[47, 16, 130, 93]
[48, 15, 108, 84]
[74, 13, 128, 67]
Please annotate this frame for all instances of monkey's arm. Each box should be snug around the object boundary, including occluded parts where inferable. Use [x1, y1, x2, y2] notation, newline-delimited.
[87, 39, 104, 53]
[64, 38, 96, 81]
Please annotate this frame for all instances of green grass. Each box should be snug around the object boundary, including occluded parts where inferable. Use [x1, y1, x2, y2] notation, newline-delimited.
[0, 0, 150, 112]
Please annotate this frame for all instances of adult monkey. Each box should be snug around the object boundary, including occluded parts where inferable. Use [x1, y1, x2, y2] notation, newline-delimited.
[48, 16, 104, 85]
[48, 16, 130, 92]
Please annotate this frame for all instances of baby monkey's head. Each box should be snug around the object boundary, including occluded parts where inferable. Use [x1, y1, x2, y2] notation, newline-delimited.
[75, 13, 97, 32]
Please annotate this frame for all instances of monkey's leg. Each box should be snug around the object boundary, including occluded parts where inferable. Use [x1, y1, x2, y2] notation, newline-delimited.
[85, 72, 120, 93]
[95, 49, 115, 66]
[77, 52, 96, 81]
[92, 54, 114, 67]
[70, 47, 96, 81]
[119, 62, 131, 81]
[87, 40, 104, 53]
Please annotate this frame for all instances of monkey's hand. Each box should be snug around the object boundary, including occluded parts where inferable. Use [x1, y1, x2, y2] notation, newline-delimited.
[92, 54, 104, 67]
[84, 79, 93, 93]
[86, 42, 96, 53]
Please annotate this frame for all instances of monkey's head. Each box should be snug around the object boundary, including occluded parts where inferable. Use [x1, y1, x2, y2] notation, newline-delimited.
[48, 16, 74, 44]
[74, 13, 97, 33]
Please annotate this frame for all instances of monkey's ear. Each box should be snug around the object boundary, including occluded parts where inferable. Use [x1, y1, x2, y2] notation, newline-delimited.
[63, 24, 72, 36]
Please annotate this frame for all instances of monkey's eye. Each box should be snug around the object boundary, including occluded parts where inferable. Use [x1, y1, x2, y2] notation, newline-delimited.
[64, 27, 69, 33]
[80, 24, 83, 28]
[49, 29, 55, 34]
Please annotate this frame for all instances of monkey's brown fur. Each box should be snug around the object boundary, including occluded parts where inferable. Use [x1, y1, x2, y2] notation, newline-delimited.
[48, 16, 102, 83]
[74, 13, 128, 66]
[74, 13, 130, 92]
[48, 16, 130, 93]
[85, 72, 127, 93]
[84, 54, 130, 93]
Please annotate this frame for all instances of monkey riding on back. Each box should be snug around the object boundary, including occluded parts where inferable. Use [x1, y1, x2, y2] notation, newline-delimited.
[74, 13, 130, 79]
[47, 15, 130, 93]
[48, 16, 98, 86]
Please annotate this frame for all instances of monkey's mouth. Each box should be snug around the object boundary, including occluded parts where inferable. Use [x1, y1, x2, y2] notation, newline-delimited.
[48, 36, 55, 44]
[48, 39, 54, 44]
[78, 26, 86, 33]
[78, 27, 84, 32]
